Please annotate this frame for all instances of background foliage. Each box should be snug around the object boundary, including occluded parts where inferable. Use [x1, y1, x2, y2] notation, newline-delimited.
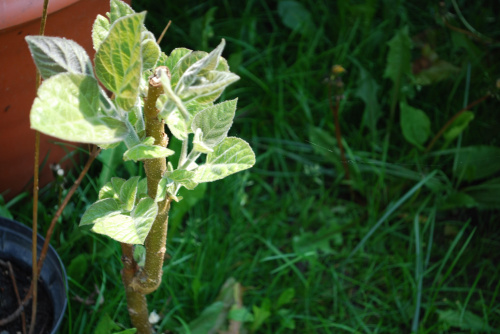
[3, 0, 500, 333]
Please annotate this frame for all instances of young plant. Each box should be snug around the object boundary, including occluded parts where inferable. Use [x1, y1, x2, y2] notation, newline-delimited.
[25, 0, 255, 332]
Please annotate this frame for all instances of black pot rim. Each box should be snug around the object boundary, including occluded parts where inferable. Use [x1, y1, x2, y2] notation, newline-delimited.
[0, 216, 67, 334]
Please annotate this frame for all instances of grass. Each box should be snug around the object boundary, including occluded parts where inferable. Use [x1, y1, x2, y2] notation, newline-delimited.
[3, 0, 500, 333]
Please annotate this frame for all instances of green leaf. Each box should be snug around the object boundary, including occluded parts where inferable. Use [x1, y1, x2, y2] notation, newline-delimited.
[95, 12, 145, 110]
[181, 71, 240, 104]
[454, 146, 500, 181]
[400, 102, 431, 149]
[194, 137, 256, 183]
[92, 14, 110, 51]
[67, 254, 89, 282]
[167, 109, 189, 140]
[251, 299, 271, 332]
[354, 64, 380, 139]
[437, 309, 493, 331]
[130, 197, 158, 239]
[414, 60, 460, 86]
[176, 39, 226, 94]
[384, 26, 412, 83]
[141, 31, 160, 70]
[162, 48, 192, 86]
[171, 51, 207, 90]
[191, 99, 237, 149]
[123, 137, 175, 162]
[277, 288, 295, 308]
[443, 111, 474, 141]
[30, 73, 128, 144]
[164, 170, 198, 190]
[80, 198, 120, 226]
[278, 1, 314, 36]
[25, 36, 94, 79]
[119, 176, 140, 211]
[95, 314, 121, 334]
[111, 177, 126, 195]
[108, 0, 135, 23]
[228, 307, 254, 322]
[441, 192, 477, 210]
[91, 198, 157, 244]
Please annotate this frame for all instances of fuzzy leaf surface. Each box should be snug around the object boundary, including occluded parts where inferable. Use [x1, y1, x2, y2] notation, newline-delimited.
[30, 73, 128, 144]
[194, 137, 255, 183]
[191, 99, 236, 148]
[165, 170, 197, 190]
[119, 176, 140, 211]
[123, 137, 175, 161]
[80, 198, 120, 226]
[95, 12, 145, 110]
[92, 14, 110, 51]
[108, 0, 135, 23]
[25, 36, 94, 79]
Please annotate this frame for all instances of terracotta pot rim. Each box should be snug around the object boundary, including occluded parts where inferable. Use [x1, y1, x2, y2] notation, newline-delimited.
[0, 0, 81, 30]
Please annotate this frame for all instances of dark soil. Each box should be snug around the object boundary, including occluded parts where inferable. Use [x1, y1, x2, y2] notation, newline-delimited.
[0, 259, 54, 334]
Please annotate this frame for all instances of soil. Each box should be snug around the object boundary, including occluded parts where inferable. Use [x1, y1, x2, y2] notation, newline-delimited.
[0, 258, 54, 334]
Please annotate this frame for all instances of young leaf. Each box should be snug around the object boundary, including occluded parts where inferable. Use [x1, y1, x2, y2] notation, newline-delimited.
[80, 198, 120, 226]
[384, 26, 412, 83]
[176, 39, 226, 94]
[123, 137, 175, 162]
[111, 177, 126, 195]
[91, 213, 142, 244]
[192, 128, 214, 153]
[119, 176, 140, 211]
[95, 12, 145, 111]
[193, 137, 256, 183]
[400, 102, 431, 149]
[25, 36, 94, 79]
[170, 51, 207, 90]
[191, 99, 237, 148]
[92, 14, 110, 51]
[108, 0, 135, 23]
[181, 71, 240, 104]
[164, 170, 198, 190]
[141, 31, 160, 70]
[443, 111, 474, 141]
[30, 73, 128, 144]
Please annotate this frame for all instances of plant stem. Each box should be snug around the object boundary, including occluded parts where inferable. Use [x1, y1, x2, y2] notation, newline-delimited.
[328, 81, 353, 198]
[121, 68, 173, 334]
[425, 93, 490, 153]
[29, 1, 50, 333]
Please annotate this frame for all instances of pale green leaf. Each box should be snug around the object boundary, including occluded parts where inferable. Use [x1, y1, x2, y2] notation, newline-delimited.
[443, 111, 474, 141]
[155, 177, 170, 203]
[80, 198, 120, 226]
[400, 102, 430, 149]
[130, 197, 158, 240]
[170, 51, 207, 89]
[98, 182, 115, 200]
[95, 13, 145, 110]
[92, 14, 110, 51]
[164, 170, 198, 190]
[162, 48, 192, 83]
[25, 36, 94, 79]
[194, 137, 256, 183]
[108, 0, 135, 23]
[176, 39, 226, 94]
[30, 73, 128, 144]
[141, 32, 160, 70]
[191, 99, 237, 148]
[192, 128, 214, 153]
[137, 178, 148, 197]
[167, 110, 189, 140]
[91, 214, 139, 244]
[181, 71, 240, 103]
[111, 177, 126, 195]
[123, 136, 175, 161]
[119, 176, 140, 211]
[384, 26, 412, 83]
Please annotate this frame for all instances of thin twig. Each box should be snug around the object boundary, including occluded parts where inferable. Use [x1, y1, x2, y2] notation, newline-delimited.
[0, 146, 101, 326]
[30, 1, 51, 332]
[157, 20, 172, 45]
[425, 94, 490, 153]
[7, 261, 27, 334]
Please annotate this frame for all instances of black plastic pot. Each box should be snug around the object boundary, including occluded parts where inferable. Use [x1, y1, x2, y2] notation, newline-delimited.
[0, 217, 67, 333]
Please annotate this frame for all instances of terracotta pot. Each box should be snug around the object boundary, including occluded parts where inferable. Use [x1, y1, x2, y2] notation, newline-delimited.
[0, 0, 130, 200]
